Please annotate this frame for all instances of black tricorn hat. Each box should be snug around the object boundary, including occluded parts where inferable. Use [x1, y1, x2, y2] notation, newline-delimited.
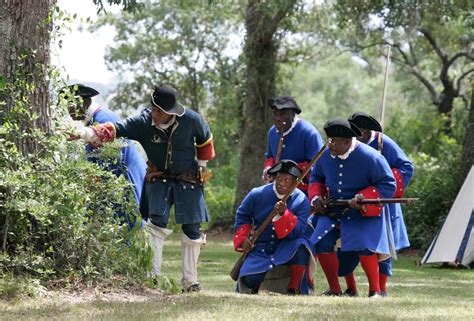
[267, 159, 302, 178]
[348, 112, 382, 132]
[323, 118, 362, 138]
[151, 85, 185, 116]
[66, 84, 99, 98]
[268, 95, 301, 114]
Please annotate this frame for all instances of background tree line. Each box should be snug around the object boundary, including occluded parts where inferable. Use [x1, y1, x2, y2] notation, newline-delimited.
[0, 0, 472, 289]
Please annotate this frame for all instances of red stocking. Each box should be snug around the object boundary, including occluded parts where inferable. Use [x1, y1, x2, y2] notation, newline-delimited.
[359, 254, 380, 293]
[344, 272, 358, 292]
[317, 253, 342, 293]
[288, 265, 306, 290]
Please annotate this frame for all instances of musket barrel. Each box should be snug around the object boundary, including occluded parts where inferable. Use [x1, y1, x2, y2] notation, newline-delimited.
[331, 197, 419, 207]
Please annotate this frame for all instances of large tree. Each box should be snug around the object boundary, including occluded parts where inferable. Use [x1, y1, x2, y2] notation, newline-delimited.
[0, 0, 56, 156]
[234, 0, 299, 206]
[0, 0, 138, 156]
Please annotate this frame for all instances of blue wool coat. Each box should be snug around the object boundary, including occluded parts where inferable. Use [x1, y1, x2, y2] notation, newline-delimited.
[234, 184, 312, 278]
[112, 108, 213, 224]
[86, 108, 147, 226]
[369, 133, 414, 250]
[309, 143, 396, 255]
[265, 119, 324, 165]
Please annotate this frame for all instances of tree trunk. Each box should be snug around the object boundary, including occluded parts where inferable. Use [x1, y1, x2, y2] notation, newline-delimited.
[234, 0, 294, 208]
[460, 84, 474, 179]
[0, 0, 55, 156]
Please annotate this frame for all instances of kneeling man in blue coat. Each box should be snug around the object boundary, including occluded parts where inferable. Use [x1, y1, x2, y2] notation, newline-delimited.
[234, 160, 314, 294]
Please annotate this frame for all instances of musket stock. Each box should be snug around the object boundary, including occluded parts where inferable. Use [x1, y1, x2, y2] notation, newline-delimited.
[229, 142, 329, 281]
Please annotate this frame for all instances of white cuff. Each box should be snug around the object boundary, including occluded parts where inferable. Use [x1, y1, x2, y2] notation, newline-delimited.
[197, 159, 208, 167]
[272, 214, 282, 222]
[311, 196, 320, 206]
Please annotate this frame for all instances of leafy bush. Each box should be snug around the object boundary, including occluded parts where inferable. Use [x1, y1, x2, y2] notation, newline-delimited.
[387, 107, 466, 250]
[0, 138, 153, 286]
[0, 67, 153, 294]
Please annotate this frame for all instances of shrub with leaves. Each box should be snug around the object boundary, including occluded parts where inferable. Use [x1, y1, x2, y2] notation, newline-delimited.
[387, 106, 466, 250]
[0, 66, 152, 292]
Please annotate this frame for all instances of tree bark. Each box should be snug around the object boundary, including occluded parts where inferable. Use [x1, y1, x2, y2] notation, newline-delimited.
[234, 0, 295, 207]
[460, 83, 474, 179]
[0, 0, 55, 156]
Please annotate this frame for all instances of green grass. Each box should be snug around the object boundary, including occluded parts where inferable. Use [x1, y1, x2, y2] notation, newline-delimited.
[1, 234, 474, 320]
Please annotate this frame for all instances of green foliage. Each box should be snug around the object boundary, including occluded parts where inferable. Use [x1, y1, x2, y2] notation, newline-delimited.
[0, 49, 153, 294]
[92, 0, 242, 114]
[279, 52, 423, 131]
[0, 274, 46, 301]
[386, 107, 466, 250]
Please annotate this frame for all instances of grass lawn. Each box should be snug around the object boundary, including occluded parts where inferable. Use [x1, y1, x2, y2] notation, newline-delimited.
[1, 233, 474, 320]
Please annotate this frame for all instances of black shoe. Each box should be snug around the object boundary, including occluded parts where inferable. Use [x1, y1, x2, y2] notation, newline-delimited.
[250, 285, 259, 294]
[343, 288, 359, 297]
[380, 290, 388, 297]
[287, 288, 300, 295]
[368, 291, 381, 298]
[322, 288, 342, 296]
[184, 282, 203, 292]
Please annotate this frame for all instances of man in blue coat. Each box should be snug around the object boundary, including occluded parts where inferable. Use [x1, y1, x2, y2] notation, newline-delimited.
[308, 119, 396, 297]
[234, 160, 314, 294]
[68, 85, 215, 292]
[66, 84, 146, 229]
[335, 112, 414, 296]
[263, 96, 324, 194]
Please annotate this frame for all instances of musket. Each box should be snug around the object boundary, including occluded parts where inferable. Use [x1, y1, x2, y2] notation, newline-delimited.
[275, 134, 284, 163]
[378, 45, 391, 152]
[310, 197, 419, 219]
[229, 141, 329, 281]
[329, 197, 419, 207]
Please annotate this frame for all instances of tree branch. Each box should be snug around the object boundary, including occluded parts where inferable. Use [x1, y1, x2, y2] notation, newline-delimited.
[456, 68, 474, 91]
[266, 0, 297, 37]
[419, 27, 448, 63]
[448, 51, 474, 67]
[392, 46, 439, 102]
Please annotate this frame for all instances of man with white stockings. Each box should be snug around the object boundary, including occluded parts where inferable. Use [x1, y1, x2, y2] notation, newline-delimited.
[67, 85, 215, 292]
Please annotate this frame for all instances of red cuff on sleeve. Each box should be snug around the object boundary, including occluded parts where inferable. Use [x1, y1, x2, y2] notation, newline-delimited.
[196, 139, 215, 160]
[233, 224, 251, 251]
[308, 182, 327, 201]
[90, 122, 116, 147]
[273, 209, 298, 239]
[264, 157, 275, 169]
[358, 186, 383, 217]
[297, 161, 308, 171]
[392, 168, 405, 198]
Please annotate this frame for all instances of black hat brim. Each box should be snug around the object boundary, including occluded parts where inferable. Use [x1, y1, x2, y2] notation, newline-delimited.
[151, 94, 185, 117]
[268, 97, 302, 114]
[66, 84, 99, 99]
[267, 160, 302, 178]
[324, 119, 362, 138]
[348, 112, 382, 132]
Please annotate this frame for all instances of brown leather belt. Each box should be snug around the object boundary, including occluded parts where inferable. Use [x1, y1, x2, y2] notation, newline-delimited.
[146, 170, 198, 184]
